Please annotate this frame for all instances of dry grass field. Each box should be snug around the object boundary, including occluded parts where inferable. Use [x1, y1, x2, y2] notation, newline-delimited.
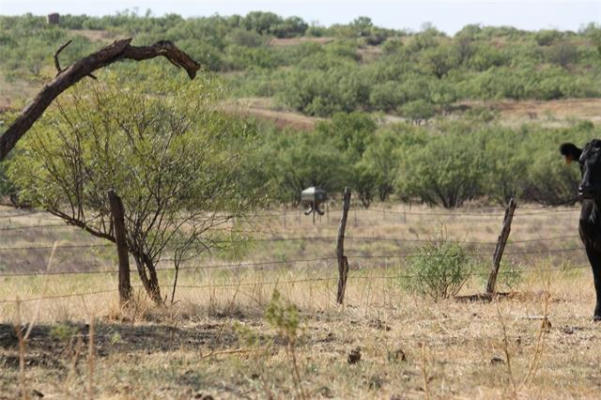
[1, 202, 600, 399]
[459, 98, 601, 127]
[268, 37, 334, 47]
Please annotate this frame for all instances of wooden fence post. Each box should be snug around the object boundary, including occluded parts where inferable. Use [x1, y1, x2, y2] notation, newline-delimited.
[108, 189, 132, 306]
[486, 198, 517, 295]
[337, 187, 351, 304]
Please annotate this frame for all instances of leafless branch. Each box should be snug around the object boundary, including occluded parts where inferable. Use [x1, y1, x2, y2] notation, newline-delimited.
[54, 40, 72, 74]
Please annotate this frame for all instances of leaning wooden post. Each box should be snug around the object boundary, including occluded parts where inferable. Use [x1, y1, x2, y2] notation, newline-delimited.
[108, 190, 132, 306]
[337, 187, 351, 304]
[486, 198, 517, 295]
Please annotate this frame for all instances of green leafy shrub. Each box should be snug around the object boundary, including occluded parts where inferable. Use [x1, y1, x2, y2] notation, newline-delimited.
[499, 263, 523, 291]
[403, 241, 472, 301]
[535, 30, 562, 46]
[7, 68, 265, 304]
[382, 38, 404, 54]
[265, 289, 300, 339]
[369, 81, 405, 111]
[262, 129, 350, 202]
[396, 129, 485, 208]
[226, 28, 265, 47]
[400, 99, 435, 122]
[264, 289, 305, 398]
[50, 324, 80, 342]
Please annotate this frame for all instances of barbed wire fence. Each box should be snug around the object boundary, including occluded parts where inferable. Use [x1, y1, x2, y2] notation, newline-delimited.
[0, 198, 588, 305]
[1, 201, 593, 400]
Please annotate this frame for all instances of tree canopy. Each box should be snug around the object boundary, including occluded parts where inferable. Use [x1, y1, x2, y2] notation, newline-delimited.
[7, 67, 264, 303]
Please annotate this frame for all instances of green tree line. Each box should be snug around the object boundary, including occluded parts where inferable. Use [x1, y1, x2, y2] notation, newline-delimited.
[3, 84, 595, 211]
[245, 112, 596, 208]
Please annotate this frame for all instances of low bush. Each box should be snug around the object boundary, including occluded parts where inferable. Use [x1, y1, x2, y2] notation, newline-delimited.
[403, 241, 473, 301]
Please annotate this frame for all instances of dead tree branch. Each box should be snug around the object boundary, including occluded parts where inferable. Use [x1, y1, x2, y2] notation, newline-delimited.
[0, 38, 200, 161]
[54, 40, 97, 80]
[54, 40, 72, 74]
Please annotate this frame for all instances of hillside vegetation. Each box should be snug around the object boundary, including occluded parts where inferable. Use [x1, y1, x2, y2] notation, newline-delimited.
[1, 12, 601, 208]
[1, 12, 601, 115]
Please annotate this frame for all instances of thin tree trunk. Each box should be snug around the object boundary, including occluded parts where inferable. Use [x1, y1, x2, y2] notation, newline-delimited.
[107, 190, 132, 306]
[145, 259, 162, 305]
[141, 253, 162, 305]
[133, 253, 163, 306]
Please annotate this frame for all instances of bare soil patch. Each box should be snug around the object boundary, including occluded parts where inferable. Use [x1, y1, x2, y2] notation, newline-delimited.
[269, 37, 334, 47]
[460, 98, 601, 123]
[222, 97, 320, 130]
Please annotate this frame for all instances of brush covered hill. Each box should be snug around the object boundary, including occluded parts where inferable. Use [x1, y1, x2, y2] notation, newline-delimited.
[1, 12, 600, 118]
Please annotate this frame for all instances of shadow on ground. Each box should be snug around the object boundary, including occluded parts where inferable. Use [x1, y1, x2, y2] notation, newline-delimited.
[0, 321, 238, 369]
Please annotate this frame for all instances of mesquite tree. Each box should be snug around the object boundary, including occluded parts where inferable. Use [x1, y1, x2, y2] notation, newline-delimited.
[7, 69, 256, 304]
[0, 39, 200, 162]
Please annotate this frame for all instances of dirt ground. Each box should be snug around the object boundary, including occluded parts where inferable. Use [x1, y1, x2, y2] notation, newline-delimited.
[224, 96, 601, 131]
[2, 269, 601, 399]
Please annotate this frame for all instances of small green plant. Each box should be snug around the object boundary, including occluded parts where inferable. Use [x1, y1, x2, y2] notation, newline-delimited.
[233, 322, 260, 347]
[109, 332, 122, 345]
[499, 262, 523, 291]
[403, 241, 472, 301]
[472, 261, 523, 292]
[264, 289, 305, 399]
[265, 289, 300, 340]
[50, 323, 80, 342]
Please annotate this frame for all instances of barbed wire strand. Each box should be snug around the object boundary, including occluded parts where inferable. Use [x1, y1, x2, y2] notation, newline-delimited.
[0, 262, 590, 304]
[0, 233, 583, 252]
[0, 204, 582, 222]
[0, 289, 118, 304]
[0, 245, 587, 278]
[6, 263, 582, 303]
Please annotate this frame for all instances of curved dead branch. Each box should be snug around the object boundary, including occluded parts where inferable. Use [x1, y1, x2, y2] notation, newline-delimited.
[0, 39, 200, 161]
